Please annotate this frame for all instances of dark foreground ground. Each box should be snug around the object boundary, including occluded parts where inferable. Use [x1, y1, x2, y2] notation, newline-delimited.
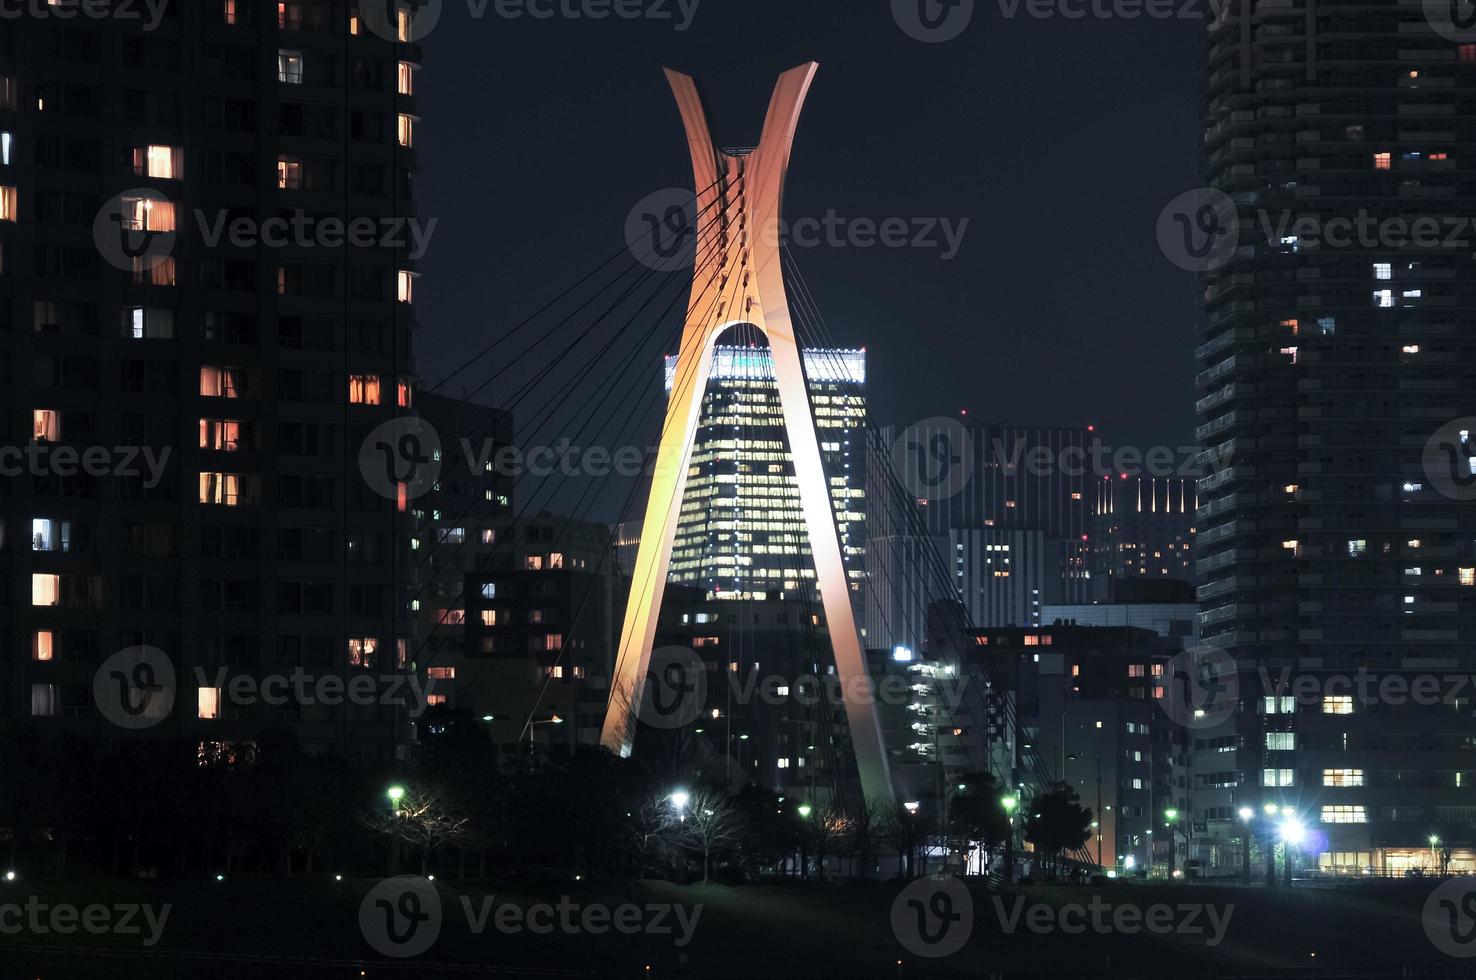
[0, 874, 1472, 979]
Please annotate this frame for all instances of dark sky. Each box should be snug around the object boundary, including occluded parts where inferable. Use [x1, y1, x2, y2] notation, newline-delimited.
[415, 0, 1206, 457]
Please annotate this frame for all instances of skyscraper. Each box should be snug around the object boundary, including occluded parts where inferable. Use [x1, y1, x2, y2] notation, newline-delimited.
[6, 3, 424, 767]
[1194, 2, 1476, 872]
[664, 343, 866, 601]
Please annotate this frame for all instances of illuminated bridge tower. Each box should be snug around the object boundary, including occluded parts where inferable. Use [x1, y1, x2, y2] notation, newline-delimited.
[600, 63, 894, 805]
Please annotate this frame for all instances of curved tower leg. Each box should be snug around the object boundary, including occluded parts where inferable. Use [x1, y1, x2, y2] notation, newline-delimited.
[601, 63, 894, 808]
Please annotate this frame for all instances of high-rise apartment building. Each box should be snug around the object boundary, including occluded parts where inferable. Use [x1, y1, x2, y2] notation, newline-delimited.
[4, 3, 425, 767]
[1194, 2, 1476, 872]
[664, 344, 866, 601]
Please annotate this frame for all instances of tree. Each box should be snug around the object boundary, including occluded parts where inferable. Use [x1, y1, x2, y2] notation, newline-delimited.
[360, 782, 472, 875]
[846, 799, 887, 880]
[676, 791, 745, 882]
[882, 803, 926, 880]
[624, 791, 680, 878]
[1024, 785, 1093, 879]
[732, 784, 799, 878]
[947, 772, 1010, 874]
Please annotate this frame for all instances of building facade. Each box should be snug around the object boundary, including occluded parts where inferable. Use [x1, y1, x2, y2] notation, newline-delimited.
[1194, 1, 1476, 871]
[4, 2, 425, 768]
[1090, 475, 1197, 593]
[665, 343, 866, 602]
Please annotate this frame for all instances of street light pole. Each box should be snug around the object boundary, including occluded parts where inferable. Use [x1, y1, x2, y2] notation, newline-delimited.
[1238, 807, 1254, 885]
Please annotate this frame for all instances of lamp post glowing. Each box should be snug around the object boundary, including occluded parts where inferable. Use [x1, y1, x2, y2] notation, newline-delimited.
[1430, 834, 1441, 873]
[1278, 816, 1305, 887]
[797, 804, 813, 819]
[670, 790, 690, 823]
[1238, 806, 1254, 885]
[386, 785, 407, 874]
[1002, 793, 1020, 882]
[1164, 808, 1179, 878]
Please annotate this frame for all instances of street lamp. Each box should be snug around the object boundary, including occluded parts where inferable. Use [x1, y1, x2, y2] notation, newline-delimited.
[1430, 834, 1441, 873]
[669, 790, 690, 823]
[1238, 807, 1255, 885]
[1278, 816, 1305, 887]
[797, 804, 813, 819]
[386, 785, 407, 873]
[1164, 809, 1180, 878]
[1001, 793, 1020, 882]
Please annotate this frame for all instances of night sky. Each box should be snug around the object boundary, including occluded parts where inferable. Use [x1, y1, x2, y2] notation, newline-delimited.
[415, 0, 1205, 467]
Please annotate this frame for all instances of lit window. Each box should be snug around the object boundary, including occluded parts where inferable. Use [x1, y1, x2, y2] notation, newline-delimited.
[398, 379, 412, 407]
[481, 583, 496, 599]
[199, 472, 246, 506]
[398, 62, 415, 95]
[126, 307, 176, 340]
[32, 409, 60, 442]
[223, 0, 237, 24]
[1265, 732, 1296, 750]
[278, 158, 302, 189]
[278, 1, 300, 30]
[526, 555, 544, 571]
[32, 518, 70, 553]
[397, 113, 415, 147]
[1373, 262, 1391, 280]
[0, 185, 15, 221]
[278, 50, 303, 84]
[397, 7, 412, 40]
[348, 374, 382, 405]
[348, 637, 378, 668]
[1373, 152, 1391, 170]
[1347, 539, 1367, 557]
[198, 687, 221, 720]
[1320, 805, 1367, 824]
[427, 667, 455, 680]
[480, 610, 496, 627]
[1323, 769, 1363, 787]
[1323, 695, 1353, 715]
[1460, 568, 1475, 587]
[548, 553, 565, 569]
[1127, 664, 1145, 678]
[397, 269, 417, 303]
[32, 631, 53, 661]
[1461, 44, 1476, 62]
[135, 145, 181, 179]
[199, 419, 243, 451]
[1261, 768, 1295, 787]
[31, 573, 59, 606]
[200, 366, 243, 398]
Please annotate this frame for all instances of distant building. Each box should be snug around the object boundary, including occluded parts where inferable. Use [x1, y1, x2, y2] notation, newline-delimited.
[964, 624, 1187, 874]
[412, 392, 513, 721]
[950, 528, 1090, 628]
[1044, 578, 1198, 642]
[1090, 476, 1196, 593]
[664, 344, 866, 601]
[465, 514, 619, 751]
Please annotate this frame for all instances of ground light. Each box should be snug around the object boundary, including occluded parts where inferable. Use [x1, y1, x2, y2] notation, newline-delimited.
[797, 804, 812, 818]
[1238, 806, 1254, 822]
[3, 871, 14, 882]
[386, 785, 406, 805]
